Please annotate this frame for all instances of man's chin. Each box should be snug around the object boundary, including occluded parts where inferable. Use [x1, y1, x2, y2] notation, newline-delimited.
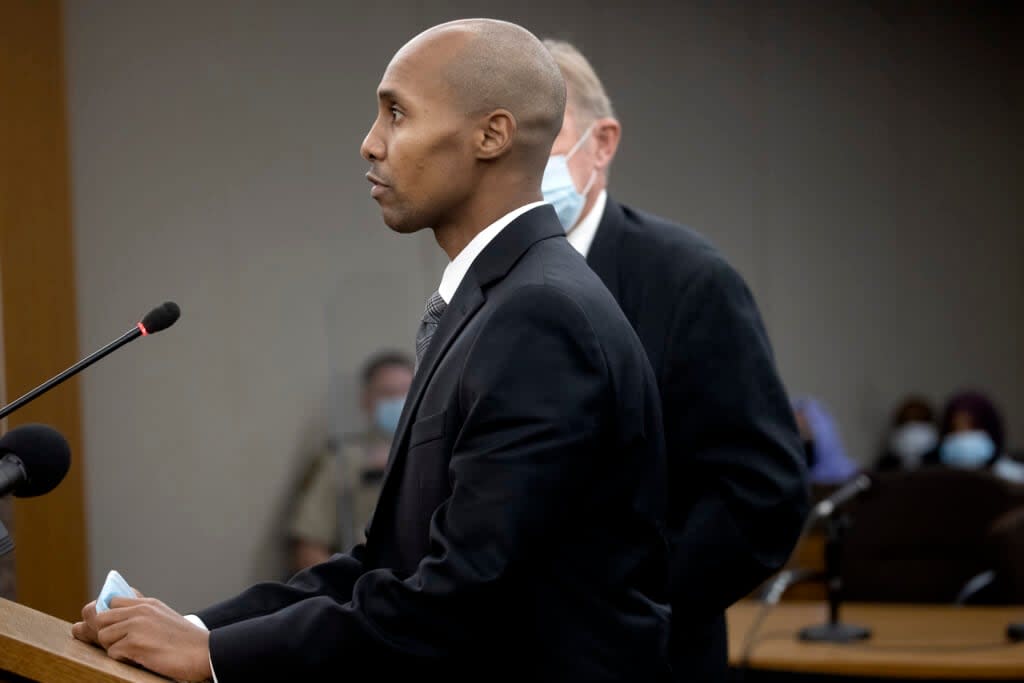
[380, 209, 427, 235]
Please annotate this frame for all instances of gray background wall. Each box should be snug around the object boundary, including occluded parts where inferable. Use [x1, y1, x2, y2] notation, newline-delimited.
[63, 1, 1023, 612]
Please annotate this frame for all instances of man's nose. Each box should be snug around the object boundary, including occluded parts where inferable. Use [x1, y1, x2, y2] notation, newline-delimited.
[361, 124, 385, 162]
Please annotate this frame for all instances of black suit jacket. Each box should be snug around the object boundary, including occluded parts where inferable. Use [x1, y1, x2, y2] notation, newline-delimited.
[587, 197, 809, 681]
[198, 205, 672, 682]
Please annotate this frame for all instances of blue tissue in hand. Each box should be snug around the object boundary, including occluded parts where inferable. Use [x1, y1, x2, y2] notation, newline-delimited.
[96, 569, 135, 613]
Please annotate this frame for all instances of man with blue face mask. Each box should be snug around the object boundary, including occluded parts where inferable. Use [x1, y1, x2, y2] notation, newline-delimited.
[541, 121, 598, 229]
[288, 350, 413, 572]
[542, 39, 809, 682]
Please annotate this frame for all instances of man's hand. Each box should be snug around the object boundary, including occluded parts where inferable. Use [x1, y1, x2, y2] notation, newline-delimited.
[73, 587, 144, 647]
[72, 600, 102, 647]
[73, 595, 212, 682]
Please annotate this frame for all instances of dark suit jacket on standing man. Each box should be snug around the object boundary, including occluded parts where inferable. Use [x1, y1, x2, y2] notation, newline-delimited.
[195, 205, 672, 682]
[584, 196, 809, 681]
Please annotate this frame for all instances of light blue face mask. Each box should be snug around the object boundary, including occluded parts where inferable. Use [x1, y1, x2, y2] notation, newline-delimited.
[374, 397, 405, 436]
[542, 124, 597, 231]
[888, 422, 939, 466]
[939, 430, 996, 469]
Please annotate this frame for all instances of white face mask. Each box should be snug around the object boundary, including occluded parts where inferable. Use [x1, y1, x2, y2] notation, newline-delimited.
[541, 123, 597, 231]
[887, 422, 939, 466]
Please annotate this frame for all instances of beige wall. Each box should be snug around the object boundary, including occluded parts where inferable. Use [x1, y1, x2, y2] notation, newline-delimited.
[63, 1, 1023, 611]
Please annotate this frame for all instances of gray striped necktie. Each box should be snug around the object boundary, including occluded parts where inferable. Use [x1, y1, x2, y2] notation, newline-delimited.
[415, 291, 447, 371]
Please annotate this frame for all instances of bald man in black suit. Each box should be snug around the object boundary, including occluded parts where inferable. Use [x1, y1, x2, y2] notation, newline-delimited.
[76, 20, 672, 683]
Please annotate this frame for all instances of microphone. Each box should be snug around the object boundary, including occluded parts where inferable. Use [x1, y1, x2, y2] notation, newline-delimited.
[743, 473, 876, 656]
[811, 473, 873, 520]
[0, 302, 180, 421]
[796, 473, 874, 644]
[0, 423, 71, 557]
[0, 424, 71, 499]
[755, 476, 874, 606]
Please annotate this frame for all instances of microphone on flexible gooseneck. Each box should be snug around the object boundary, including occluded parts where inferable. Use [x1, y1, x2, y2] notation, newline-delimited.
[757, 474, 874, 606]
[736, 474, 876, 673]
[811, 474, 873, 519]
[0, 302, 180, 421]
[0, 302, 178, 556]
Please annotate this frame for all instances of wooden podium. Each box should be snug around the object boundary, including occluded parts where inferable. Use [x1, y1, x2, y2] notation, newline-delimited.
[0, 597, 169, 682]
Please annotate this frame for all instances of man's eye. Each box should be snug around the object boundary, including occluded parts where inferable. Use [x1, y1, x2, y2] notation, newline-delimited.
[390, 106, 404, 122]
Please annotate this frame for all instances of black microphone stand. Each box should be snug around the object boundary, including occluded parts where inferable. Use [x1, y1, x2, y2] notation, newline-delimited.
[798, 510, 871, 643]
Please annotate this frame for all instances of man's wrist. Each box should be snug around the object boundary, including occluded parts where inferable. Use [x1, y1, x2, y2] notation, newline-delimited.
[183, 614, 217, 683]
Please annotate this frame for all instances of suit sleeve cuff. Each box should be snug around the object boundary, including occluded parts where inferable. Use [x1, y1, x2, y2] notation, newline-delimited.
[183, 615, 218, 683]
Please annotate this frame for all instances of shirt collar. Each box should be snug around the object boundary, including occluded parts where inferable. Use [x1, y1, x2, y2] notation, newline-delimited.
[437, 201, 547, 304]
[566, 190, 607, 258]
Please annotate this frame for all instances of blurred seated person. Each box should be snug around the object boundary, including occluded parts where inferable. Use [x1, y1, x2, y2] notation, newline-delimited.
[288, 350, 414, 572]
[875, 394, 938, 472]
[926, 389, 1024, 484]
[793, 396, 860, 485]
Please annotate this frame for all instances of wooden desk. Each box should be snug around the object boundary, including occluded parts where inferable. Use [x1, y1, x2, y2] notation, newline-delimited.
[728, 600, 1024, 680]
[0, 597, 168, 682]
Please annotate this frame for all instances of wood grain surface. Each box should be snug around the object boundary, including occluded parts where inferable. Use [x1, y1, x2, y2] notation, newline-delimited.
[729, 599, 1024, 679]
[0, 598, 170, 683]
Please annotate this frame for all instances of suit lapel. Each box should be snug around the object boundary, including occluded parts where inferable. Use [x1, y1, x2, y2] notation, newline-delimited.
[389, 282, 483, 470]
[585, 196, 625, 301]
[368, 205, 564, 538]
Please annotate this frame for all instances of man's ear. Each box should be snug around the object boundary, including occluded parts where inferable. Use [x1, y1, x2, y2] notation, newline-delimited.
[476, 109, 517, 160]
[592, 117, 622, 172]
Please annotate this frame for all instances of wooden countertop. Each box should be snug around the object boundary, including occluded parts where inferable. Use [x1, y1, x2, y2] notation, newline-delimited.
[728, 600, 1024, 679]
[0, 597, 169, 682]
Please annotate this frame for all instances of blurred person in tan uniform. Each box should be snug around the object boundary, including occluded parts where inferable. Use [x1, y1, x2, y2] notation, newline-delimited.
[289, 350, 413, 571]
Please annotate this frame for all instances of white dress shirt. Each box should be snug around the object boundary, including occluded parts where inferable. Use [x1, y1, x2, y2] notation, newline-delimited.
[181, 614, 216, 682]
[566, 189, 607, 258]
[183, 200, 547, 683]
[437, 201, 547, 303]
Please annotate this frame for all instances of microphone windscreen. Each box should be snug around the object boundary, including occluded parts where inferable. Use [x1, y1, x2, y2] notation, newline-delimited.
[0, 424, 71, 497]
[141, 301, 180, 334]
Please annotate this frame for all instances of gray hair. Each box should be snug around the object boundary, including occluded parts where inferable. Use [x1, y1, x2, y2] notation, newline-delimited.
[542, 39, 616, 128]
